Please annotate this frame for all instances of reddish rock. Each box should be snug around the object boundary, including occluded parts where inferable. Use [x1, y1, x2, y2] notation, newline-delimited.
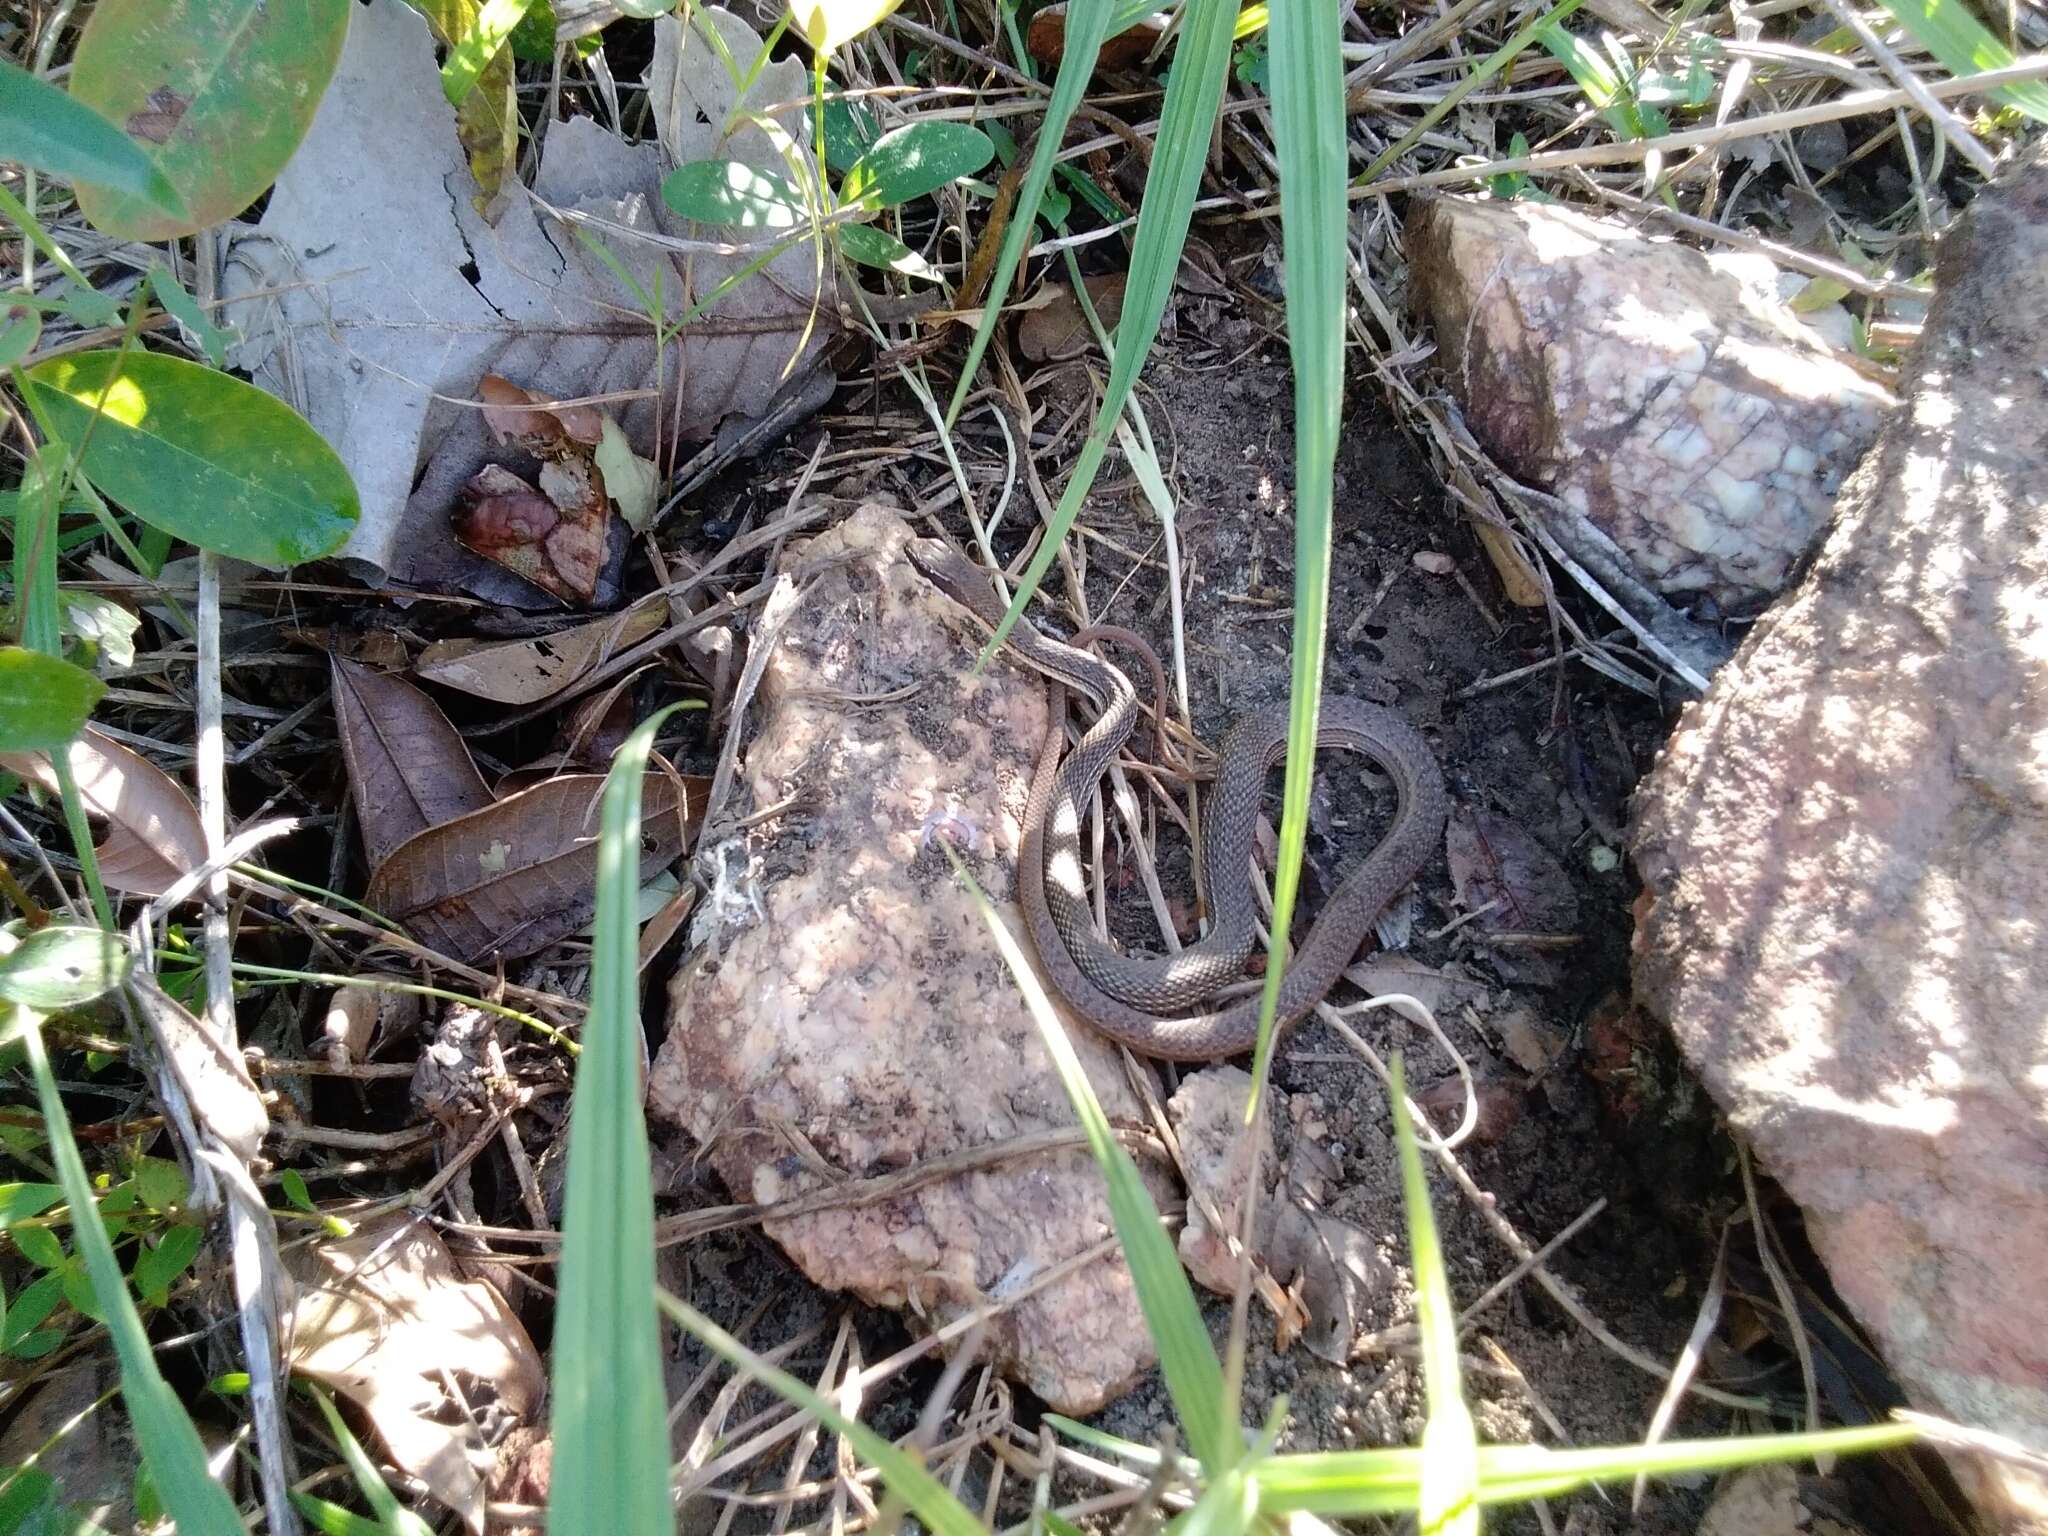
[1631, 142, 2048, 1530]
[650, 506, 1168, 1413]
[1407, 196, 1892, 610]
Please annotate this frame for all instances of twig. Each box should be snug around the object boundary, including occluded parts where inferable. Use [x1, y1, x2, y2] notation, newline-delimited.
[198, 543, 300, 1533]
[1811, 0, 1999, 179]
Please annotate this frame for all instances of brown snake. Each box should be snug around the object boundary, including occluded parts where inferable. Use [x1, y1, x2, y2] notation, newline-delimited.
[909, 538, 1448, 1061]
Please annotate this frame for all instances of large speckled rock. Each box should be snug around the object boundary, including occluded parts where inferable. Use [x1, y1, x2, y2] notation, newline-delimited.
[1407, 196, 1893, 610]
[1631, 142, 2048, 1530]
[650, 505, 1167, 1413]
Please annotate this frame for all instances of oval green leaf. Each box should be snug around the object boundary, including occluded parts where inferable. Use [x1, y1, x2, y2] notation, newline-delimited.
[0, 648, 105, 753]
[841, 121, 994, 209]
[0, 58, 188, 220]
[66, 0, 351, 240]
[0, 925, 133, 1010]
[25, 351, 359, 569]
[661, 159, 807, 229]
[837, 222, 941, 281]
[0, 303, 40, 370]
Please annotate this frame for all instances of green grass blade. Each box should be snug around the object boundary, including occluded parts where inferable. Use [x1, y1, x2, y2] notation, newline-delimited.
[291, 1492, 392, 1536]
[940, 846, 1231, 1473]
[13, 1009, 242, 1534]
[306, 1384, 436, 1536]
[1870, 0, 2048, 119]
[942, 4, 1113, 427]
[1390, 1055, 1478, 1535]
[546, 707, 696, 1536]
[655, 1292, 988, 1536]
[1255, 1423, 1919, 1514]
[968, 0, 1239, 666]
[1353, 0, 1587, 187]
[1246, 0, 1350, 1084]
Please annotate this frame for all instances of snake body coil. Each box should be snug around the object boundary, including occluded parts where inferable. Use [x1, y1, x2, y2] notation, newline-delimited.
[909, 538, 1448, 1060]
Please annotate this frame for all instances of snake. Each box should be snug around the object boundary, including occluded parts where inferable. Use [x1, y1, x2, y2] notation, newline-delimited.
[908, 537, 1449, 1061]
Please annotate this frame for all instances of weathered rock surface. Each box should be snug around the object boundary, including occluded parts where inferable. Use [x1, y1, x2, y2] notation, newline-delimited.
[1170, 1067, 1388, 1362]
[650, 505, 1166, 1412]
[1407, 196, 1893, 610]
[1631, 142, 2048, 1529]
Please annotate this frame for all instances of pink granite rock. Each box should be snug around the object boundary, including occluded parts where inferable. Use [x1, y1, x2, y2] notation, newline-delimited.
[650, 505, 1168, 1412]
[1631, 142, 2048, 1530]
[1407, 195, 1893, 610]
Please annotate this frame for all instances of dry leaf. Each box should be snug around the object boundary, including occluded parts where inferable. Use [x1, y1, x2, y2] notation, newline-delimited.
[496, 685, 652, 793]
[332, 655, 493, 868]
[130, 974, 268, 1162]
[224, 0, 835, 603]
[414, 595, 666, 706]
[321, 986, 424, 1069]
[364, 770, 698, 963]
[0, 727, 206, 896]
[0, 1357, 151, 1527]
[1017, 273, 1127, 362]
[453, 457, 612, 604]
[594, 417, 660, 530]
[478, 373, 604, 454]
[1025, 4, 1167, 68]
[286, 1213, 544, 1533]
[1444, 807, 1582, 936]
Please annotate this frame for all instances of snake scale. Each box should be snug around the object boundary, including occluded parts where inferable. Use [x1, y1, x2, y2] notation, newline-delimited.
[908, 538, 1448, 1061]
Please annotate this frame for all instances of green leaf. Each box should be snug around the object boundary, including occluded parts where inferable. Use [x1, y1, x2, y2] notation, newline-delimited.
[290, 1492, 393, 1536]
[0, 1469, 58, 1531]
[547, 704, 698, 1536]
[0, 925, 133, 1010]
[836, 222, 941, 281]
[1869, 0, 2048, 120]
[66, 0, 351, 239]
[13, 1224, 66, 1271]
[0, 648, 104, 752]
[0, 58, 188, 220]
[131, 1156, 188, 1212]
[7, 1330, 64, 1360]
[17, 1010, 244, 1533]
[789, 0, 906, 52]
[942, 0, 1112, 425]
[0, 304, 39, 370]
[24, 351, 360, 569]
[510, 2, 560, 62]
[1538, 23, 1651, 139]
[0, 1184, 62, 1229]
[147, 267, 236, 369]
[131, 1223, 203, 1307]
[62, 1258, 105, 1323]
[841, 122, 994, 208]
[442, 0, 537, 102]
[281, 1168, 317, 1214]
[58, 591, 141, 675]
[413, 0, 523, 209]
[1, 1274, 63, 1355]
[661, 160, 807, 229]
[813, 97, 881, 174]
